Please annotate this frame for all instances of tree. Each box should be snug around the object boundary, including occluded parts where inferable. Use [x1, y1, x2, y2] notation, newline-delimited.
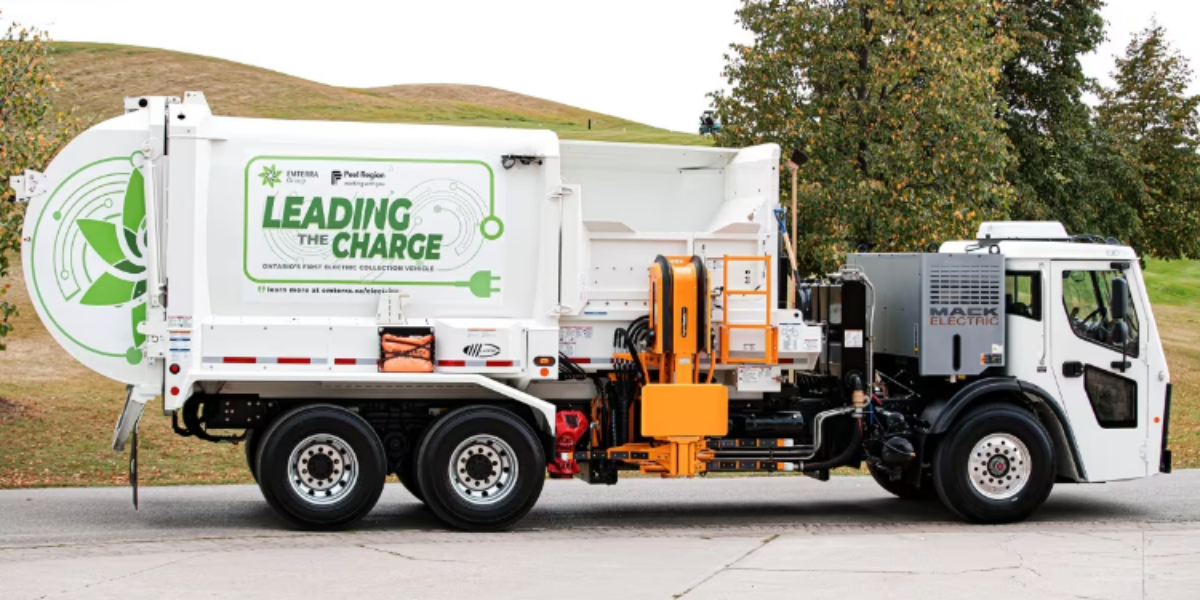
[712, 0, 1017, 274]
[1098, 22, 1200, 259]
[998, 0, 1124, 236]
[1, 12, 83, 349]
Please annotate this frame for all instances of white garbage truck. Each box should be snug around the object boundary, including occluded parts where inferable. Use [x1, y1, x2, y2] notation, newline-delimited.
[9, 92, 1173, 531]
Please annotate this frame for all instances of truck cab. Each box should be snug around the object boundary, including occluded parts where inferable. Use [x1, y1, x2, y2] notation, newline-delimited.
[943, 221, 1172, 482]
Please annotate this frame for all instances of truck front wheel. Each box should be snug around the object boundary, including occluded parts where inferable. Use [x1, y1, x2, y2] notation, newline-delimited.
[933, 404, 1055, 524]
[416, 406, 545, 531]
[255, 404, 387, 530]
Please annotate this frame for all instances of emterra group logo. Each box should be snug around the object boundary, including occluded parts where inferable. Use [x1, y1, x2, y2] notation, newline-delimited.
[259, 164, 282, 188]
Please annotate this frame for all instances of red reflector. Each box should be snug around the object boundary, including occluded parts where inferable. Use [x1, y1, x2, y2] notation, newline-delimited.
[568, 357, 591, 364]
[486, 360, 514, 367]
[334, 358, 356, 366]
[223, 357, 256, 364]
[779, 358, 795, 364]
[277, 357, 311, 364]
[169, 386, 180, 396]
[169, 364, 180, 374]
[439, 360, 467, 367]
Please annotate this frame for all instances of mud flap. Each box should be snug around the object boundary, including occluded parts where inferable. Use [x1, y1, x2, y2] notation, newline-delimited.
[112, 384, 153, 452]
[113, 384, 157, 508]
[130, 426, 139, 509]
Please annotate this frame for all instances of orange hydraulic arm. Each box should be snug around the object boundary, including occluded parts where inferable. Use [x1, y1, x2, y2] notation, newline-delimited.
[607, 255, 728, 478]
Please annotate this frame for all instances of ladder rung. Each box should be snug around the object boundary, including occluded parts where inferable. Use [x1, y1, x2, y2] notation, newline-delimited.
[726, 290, 768, 296]
[724, 324, 772, 330]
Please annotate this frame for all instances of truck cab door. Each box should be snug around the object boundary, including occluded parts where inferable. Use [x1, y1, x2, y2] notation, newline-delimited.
[1050, 261, 1149, 481]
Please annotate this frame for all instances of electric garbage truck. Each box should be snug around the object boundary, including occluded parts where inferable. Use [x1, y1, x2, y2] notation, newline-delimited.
[9, 92, 1173, 531]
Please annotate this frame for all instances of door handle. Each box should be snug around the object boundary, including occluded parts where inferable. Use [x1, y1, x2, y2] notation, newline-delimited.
[1062, 361, 1084, 378]
[1111, 360, 1131, 371]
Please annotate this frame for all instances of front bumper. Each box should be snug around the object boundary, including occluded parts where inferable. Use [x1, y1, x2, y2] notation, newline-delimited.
[1160, 383, 1173, 474]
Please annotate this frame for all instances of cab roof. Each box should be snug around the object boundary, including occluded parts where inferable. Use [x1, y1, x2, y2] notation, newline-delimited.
[938, 221, 1139, 261]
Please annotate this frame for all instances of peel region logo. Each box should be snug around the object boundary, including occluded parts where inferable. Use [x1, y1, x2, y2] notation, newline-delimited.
[330, 169, 386, 188]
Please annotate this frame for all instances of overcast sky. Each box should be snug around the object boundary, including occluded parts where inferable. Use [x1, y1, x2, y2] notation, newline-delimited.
[3, 0, 1197, 133]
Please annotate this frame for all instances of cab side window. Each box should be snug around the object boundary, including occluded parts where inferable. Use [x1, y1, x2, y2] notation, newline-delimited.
[1005, 272, 1041, 321]
[1061, 269, 1139, 357]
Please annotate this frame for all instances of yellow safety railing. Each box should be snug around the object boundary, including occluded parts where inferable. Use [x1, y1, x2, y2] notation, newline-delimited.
[719, 255, 777, 365]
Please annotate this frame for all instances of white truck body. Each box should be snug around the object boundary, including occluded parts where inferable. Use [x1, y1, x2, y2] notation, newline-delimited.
[17, 93, 780, 432]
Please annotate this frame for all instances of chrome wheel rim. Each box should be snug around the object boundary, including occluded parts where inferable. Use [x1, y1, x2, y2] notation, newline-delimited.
[287, 434, 358, 505]
[448, 434, 517, 506]
[968, 433, 1031, 500]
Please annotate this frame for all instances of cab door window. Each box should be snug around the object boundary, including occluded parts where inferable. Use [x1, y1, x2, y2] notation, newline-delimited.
[1005, 271, 1041, 320]
[1060, 269, 1139, 357]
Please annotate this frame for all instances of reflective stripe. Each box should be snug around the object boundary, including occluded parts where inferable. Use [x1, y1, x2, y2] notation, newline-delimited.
[568, 357, 614, 366]
[201, 357, 329, 365]
[334, 358, 376, 366]
[438, 360, 522, 368]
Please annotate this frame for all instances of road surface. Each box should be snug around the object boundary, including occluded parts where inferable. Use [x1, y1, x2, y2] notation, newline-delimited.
[2, 471, 1199, 599]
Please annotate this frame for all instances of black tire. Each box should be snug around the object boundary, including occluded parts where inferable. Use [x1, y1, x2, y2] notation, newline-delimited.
[867, 462, 934, 500]
[255, 404, 387, 530]
[416, 406, 545, 531]
[933, 404, 1055, 524]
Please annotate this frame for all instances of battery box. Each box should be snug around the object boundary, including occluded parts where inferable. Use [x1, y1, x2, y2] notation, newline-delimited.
[847, 253, 1005, 376]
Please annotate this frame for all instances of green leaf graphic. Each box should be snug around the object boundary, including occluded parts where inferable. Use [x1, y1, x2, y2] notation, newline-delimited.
[80, 272, 136, 306]
[113, 260, 145, 275]
[122, 169, 146, 232]
[132, 279, 147, 300]
[123, 227, 143, 259]
[77, 219, 127, 267]
[131, 302, 147, 347]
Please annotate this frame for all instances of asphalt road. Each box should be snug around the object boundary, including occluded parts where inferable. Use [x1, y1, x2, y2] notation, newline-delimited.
[2, 471, 1199, 599]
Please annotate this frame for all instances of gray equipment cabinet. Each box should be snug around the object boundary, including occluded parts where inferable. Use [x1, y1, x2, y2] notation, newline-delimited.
[848, 253, 1006, 376]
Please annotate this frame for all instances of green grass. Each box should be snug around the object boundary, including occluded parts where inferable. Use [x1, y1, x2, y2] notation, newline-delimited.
[1144, 258, 1200, 307]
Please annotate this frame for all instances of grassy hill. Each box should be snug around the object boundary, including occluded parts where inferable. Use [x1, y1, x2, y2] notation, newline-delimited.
[47, 42, 708, 146]
[1144, 259, 1200, 308]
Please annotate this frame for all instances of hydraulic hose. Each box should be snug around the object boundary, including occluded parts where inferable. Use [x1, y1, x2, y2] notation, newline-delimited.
[709, 408, 863, 472]
[794, 418, 862, 472]
[711, 407, 853, 460]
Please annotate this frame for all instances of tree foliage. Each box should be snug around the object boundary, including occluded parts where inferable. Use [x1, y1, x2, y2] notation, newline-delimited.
[712, 0, 1017, 273]
[997, 0, 1135, 236]
[1, 11, 82, 348]
[1097, 23, 1200, 259]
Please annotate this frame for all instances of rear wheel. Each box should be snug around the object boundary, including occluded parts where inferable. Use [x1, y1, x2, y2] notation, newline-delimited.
[416, 406, 545, 531]
[933, 404, 1055, 524]
[255, 404, 387, 530]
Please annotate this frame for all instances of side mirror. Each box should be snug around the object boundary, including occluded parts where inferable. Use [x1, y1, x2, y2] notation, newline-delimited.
[1112, 320, 1129, 345]
[1110, 278, 1128, 321]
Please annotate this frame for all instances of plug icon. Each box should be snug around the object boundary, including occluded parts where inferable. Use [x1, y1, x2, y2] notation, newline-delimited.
[460, 270, 501, 299]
